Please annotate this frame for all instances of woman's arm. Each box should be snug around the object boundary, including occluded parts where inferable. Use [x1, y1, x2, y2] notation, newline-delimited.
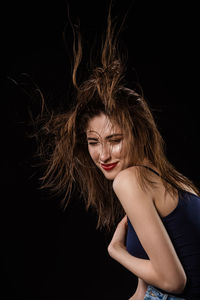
[108, 167, 186, 294]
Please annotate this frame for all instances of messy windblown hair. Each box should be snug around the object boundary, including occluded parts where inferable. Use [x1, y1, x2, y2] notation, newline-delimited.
[35, 7, 199, 230]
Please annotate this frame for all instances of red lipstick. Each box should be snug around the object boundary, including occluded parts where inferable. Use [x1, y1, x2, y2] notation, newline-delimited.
[101, 162, 118, 171]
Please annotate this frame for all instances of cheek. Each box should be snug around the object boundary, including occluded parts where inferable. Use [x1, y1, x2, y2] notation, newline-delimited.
[88, 146, 99, 162]
[111, 143, 123, 157]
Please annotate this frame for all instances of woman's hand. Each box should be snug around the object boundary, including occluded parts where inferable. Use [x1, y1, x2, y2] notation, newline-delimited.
[107, 215, 128, 258]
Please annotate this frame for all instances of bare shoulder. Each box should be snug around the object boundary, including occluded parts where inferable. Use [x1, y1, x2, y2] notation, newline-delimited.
[112, 166, 152, 203]
[113, 166, 180, 219]
[112, 166, 139, 193]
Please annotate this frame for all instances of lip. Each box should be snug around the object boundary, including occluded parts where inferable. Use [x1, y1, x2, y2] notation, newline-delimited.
[100, 162, 118, 171]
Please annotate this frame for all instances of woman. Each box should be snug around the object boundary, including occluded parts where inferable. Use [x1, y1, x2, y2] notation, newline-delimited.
[36, 9, 200, 300]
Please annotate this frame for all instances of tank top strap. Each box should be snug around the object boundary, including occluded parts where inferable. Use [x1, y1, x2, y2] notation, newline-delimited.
[135, 164, 179, 190]
[135, 165, 161, 177]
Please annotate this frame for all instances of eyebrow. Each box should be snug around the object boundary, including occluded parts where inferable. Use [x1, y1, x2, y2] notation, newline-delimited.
[87, 133, 123, 140]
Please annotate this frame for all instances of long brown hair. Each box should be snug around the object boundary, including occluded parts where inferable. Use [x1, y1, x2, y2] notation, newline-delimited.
[35, 7, 199, 230]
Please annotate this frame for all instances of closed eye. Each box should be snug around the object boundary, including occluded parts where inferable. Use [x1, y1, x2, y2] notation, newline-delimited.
[88, 141, 99, 145]
[109, 139, 122, 144]
[87, 137, 99, 146]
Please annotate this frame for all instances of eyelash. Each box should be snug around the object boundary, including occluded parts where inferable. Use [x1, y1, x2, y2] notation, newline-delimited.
[88, 139, 122, 146]
[88, 142, 98, 145]
[110, 139, 122, 144]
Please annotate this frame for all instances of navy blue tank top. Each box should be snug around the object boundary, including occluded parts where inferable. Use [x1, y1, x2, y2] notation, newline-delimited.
[126, 167, 200, 299]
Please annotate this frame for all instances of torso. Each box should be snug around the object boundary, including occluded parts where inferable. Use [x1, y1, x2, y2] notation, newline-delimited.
[136, 165, 179, 218]
[125, 165, 200, 298]
[142, 165, 197, 218]
[152, 179, 179, 218]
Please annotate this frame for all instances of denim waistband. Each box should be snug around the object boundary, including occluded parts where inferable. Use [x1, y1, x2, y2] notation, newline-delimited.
[144, 285, 185, 300]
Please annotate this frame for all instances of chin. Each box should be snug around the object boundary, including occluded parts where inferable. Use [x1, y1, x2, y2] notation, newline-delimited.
[104, 174, 116, 181]
[101, 169, 121, 181]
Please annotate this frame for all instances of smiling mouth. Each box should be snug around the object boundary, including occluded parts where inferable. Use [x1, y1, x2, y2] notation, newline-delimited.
[100, 162, 118, 171]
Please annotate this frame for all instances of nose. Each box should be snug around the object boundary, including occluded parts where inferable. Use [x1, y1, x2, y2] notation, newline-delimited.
[99, 142, 111, 162]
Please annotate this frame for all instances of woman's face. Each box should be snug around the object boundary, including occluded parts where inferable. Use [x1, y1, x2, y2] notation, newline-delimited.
[86, 113, 131, 180]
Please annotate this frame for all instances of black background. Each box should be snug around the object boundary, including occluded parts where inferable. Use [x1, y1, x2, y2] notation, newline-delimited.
[1, 1, 200, 299]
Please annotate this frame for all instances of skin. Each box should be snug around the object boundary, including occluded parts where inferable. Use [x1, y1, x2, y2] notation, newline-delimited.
[86, 113, 131, 180]
[86, 113, 187, 299]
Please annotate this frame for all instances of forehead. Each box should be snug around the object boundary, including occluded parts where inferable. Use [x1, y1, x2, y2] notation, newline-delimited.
[86, 113, 121, 137]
